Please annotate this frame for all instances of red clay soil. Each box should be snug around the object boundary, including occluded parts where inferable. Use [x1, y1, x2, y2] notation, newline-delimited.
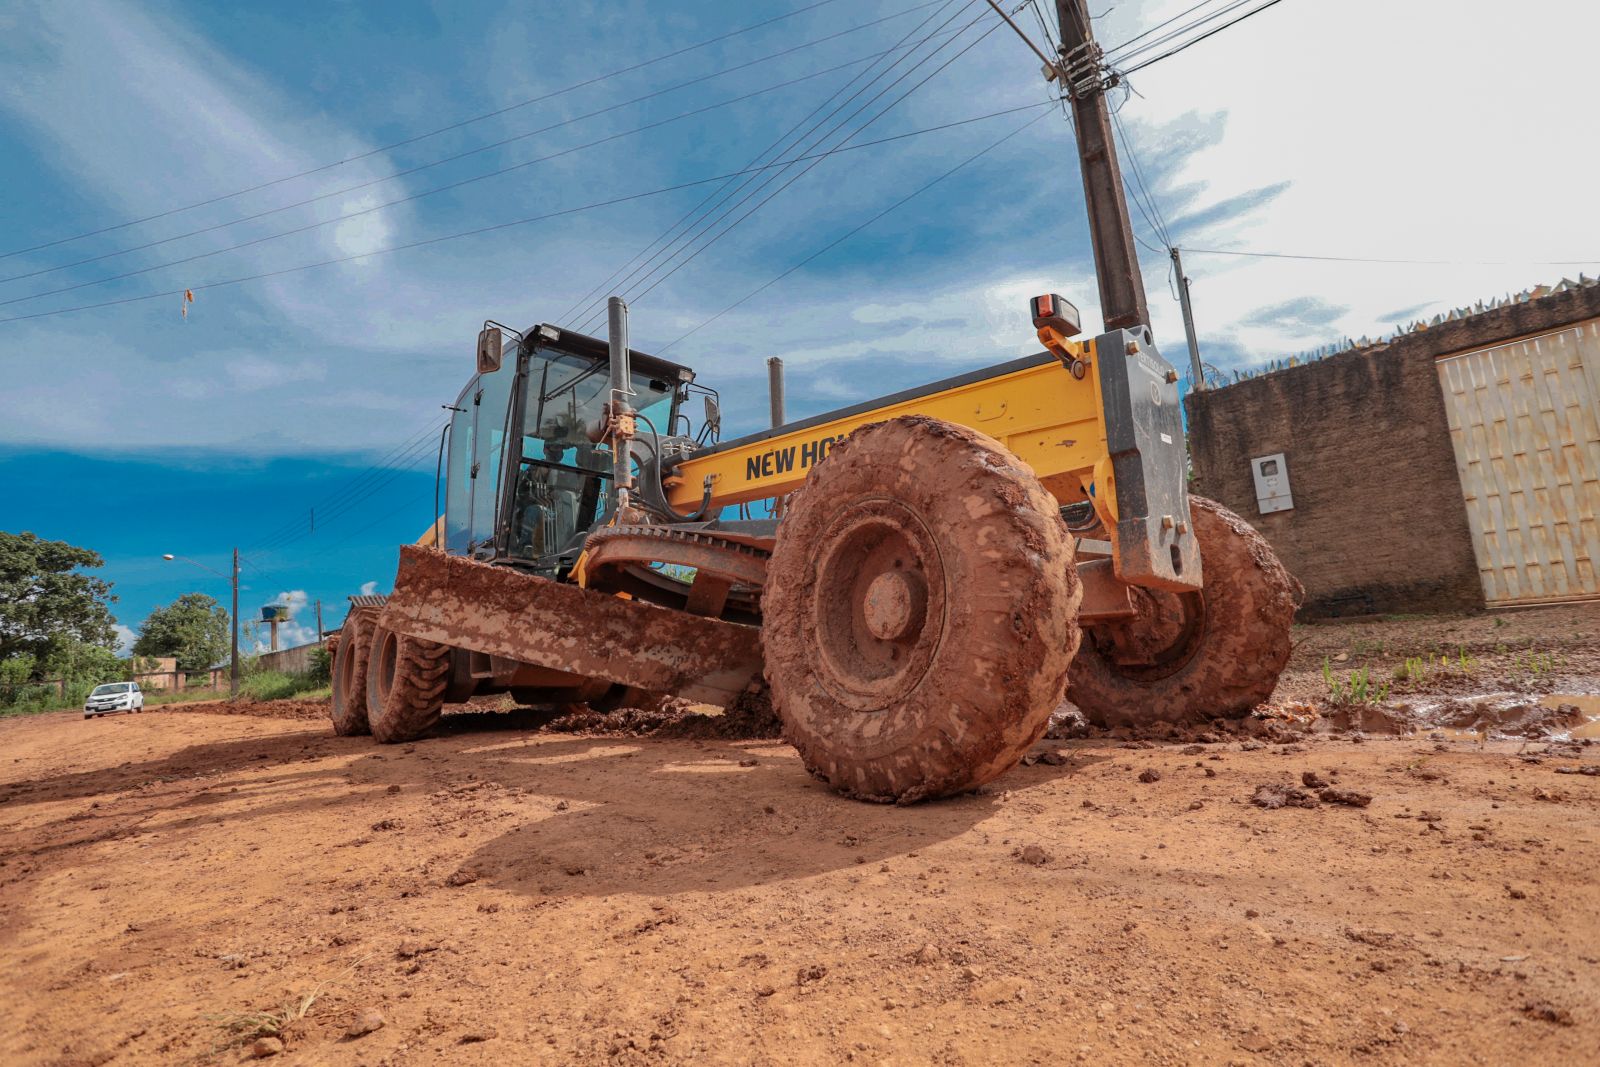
[3, 693, 1597, 1064]
[2, 606, 1597, 1063]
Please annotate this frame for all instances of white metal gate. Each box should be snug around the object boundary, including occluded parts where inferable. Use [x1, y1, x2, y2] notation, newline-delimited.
[1437, 320, 1600, 606]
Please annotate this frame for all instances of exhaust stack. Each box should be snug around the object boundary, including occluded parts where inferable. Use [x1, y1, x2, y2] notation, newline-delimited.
[767, 356, 786, 429]
[607, 296, 636, 511]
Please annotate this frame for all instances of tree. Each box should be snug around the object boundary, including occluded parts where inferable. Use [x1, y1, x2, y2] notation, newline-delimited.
[0, 531, 118, 673]
[133, 593, 230, 672]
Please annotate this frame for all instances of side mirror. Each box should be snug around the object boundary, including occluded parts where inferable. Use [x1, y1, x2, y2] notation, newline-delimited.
[477, 326, 504, 374]
[702, 394, 722, 437]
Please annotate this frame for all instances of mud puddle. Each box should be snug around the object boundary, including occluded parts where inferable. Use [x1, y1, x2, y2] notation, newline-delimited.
[1339, 691, 1600, 741]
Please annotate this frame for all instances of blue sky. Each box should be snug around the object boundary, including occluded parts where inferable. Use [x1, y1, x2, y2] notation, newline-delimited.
[1, 0, 1595, 651]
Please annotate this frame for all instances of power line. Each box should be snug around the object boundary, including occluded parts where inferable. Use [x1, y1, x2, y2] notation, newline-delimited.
[662, 110, 1051, 354]
[588, 5, 1002, 328]
[245, 418, 446, 553]
[1181, 246, 1600, 267]
[250, 426, 445, 554]
[244, 422, 441, 553]
[982, 0, 1056, 70]
[0, 102, 1048, 326]
[567, 0, 975, 332]
[1110, 108, 1171, 250]
[0, 1, 949, 289]
[1107, 0, 1252, 65]
[558, 0, 970, 330]
[1, 44, 936, 308]
[1122, 0, 1290, 75]
[0, 0, 866, 262]
[1103, 0, 1221, 57]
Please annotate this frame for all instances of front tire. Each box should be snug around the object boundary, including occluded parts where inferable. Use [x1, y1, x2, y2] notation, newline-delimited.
[330, 608, 378, 736]
[763, 415, 1081, 803]
[366, 624, 451, 743]
[1069, 496, 1301, 728]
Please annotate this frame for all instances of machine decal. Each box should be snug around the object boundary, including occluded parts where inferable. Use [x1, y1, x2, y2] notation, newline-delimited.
[744, 434, 841, 481]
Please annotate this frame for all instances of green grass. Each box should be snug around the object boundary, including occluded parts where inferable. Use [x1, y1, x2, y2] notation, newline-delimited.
[238, 671, 330, 702]
[1, 671, 328, 717]
[1323, 658, 1390, 705]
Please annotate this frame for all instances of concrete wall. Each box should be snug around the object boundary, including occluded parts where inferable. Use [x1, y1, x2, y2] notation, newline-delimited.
[1186, 283, 1600, 618]
[255, 640, 325, 676]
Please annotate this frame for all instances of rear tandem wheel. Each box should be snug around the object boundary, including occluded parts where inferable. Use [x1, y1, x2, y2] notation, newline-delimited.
[329, 607, 379, 736]
[762, 415, 1082, 803]
[1068, 496, 1302, 728]
[365, 624, 453, 743]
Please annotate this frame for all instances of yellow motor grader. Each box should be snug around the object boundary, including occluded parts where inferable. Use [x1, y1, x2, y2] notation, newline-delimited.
[330, 294, 1298, 802]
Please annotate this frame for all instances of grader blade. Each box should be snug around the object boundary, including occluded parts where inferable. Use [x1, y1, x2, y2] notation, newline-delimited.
[378, 546, 763, 707]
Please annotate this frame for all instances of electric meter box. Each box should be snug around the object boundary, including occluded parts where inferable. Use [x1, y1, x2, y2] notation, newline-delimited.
[1251, 453, 1293, 514]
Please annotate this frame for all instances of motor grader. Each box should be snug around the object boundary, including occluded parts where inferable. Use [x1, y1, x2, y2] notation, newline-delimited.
[330, 295, 1299, 802]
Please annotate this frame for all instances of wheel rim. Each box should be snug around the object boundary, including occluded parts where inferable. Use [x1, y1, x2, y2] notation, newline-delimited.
[1090, 588, 1207, 681]
[809, 498, 946, 712]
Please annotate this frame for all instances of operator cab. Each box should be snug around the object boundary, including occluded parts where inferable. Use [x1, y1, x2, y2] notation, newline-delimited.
[442, 323, 695, 576]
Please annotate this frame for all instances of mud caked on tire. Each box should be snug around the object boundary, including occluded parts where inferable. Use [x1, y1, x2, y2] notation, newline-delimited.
[1069, 496, 1302, 729]
[763, 415, 1082, 803]
[365, 624, 452, 743]
[329, 607, 379, 736]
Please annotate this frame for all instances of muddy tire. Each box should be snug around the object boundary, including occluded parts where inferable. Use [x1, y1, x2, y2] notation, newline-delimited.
[1070, 496, 1302, 728]
[330, 609, 377, 736]
[763, 415, 1081, 803]
[365, 624, 452, 743]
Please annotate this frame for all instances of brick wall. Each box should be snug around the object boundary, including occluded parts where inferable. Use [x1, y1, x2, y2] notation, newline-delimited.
[1185, 283, 1600, 618]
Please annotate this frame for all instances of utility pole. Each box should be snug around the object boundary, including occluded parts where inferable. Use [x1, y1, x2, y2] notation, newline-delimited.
[161, 548, 241, 698]
[1054, 0, 1151, 333]
[230, 548, 240, 699]
[315, 599, 324, 642]
[1170, 246, 1205, 389]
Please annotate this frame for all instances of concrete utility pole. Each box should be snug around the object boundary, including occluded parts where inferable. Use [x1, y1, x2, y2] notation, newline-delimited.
[315, 599, 324, 642]
[1054, 0, 1151, 333]
[1170, 246, 1205, 389]
[230, 548, 240, 698]
[162, 549, 240, 699]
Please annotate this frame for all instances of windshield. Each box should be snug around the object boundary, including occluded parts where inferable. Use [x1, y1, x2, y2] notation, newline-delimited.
[91, 683, 130, 695]
[527, 348, 676, 457]
[506, 346, 677, 565]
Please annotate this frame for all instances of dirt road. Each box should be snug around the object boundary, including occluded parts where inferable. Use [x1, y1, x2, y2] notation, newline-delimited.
[2, 608, 1598, 1065]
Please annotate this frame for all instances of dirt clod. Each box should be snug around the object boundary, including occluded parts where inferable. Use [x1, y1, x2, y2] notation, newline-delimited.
[1138, 769, 1161, 783]
[1319, 787, 1372, 808]
[250, 1036, 284, 1058]
[345, 1009, 385, 1038]
[1302, 771, 1329, 788]
[1017, 844, 1051, 866]
[796, 963, 828, 986]
[1523, 1001, 1575, 1026]
[1251, 783, 1319, 809]
[445, 867, 479, 887]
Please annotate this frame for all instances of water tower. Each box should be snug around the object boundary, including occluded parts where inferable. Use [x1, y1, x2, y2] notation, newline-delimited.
[261, 604, 292, 652]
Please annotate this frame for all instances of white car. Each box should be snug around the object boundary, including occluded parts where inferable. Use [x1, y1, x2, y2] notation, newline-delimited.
[84, 682, 144, 718]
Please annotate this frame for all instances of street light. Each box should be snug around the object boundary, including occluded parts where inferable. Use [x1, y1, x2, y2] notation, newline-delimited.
[161, 548, 240, 699]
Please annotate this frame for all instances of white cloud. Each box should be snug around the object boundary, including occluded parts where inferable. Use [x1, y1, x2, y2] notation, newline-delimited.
[359, 581, 379, 597]
[2, 0, 1595, 462]
[273, 590, 310, 616]
[113, 624, 137, 656]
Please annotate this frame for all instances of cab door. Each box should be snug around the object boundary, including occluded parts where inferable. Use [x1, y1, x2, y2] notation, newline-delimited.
[443, 359, 516, 558]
